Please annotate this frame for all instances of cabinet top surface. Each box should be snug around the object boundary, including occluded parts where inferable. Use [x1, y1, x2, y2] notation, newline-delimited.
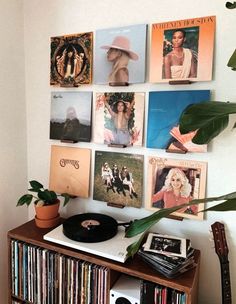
[8, 220, 200, 292]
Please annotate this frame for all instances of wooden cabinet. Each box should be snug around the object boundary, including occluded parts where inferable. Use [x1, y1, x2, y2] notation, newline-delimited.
[8, 220, 200, 304]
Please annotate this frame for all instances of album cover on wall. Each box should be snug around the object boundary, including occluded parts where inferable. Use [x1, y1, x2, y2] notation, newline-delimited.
[93, 150, 143, 208]
[50, 32, 93, 87]
[94, 24, 147, 85]
[146, 90, 210, 152]
[146, 157, 207, 220]
[49, 145, 91, 198]
[150, 16, 215, 82]
[94, 92, 145, 146]
[50, 91, 92, 142]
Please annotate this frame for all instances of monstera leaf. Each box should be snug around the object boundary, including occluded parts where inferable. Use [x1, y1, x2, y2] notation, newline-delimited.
[125, 192, 236, 257]
[125, 1, 236, 258]
[179, 101, 236, 144]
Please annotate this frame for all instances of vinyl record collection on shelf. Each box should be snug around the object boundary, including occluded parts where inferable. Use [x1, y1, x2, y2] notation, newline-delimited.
[9, 221, 200, 304]
[11, 240, 109, 304]
[140, 280, 186, 304]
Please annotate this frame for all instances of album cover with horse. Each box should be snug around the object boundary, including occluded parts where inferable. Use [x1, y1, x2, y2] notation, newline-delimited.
[49, 145, 91, 198]
[150, 16, 215, 83]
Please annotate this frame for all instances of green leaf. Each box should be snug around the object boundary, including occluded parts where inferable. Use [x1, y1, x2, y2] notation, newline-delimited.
[226, 2, 236, 9]
[227, 49, 236, 70]
[179, 102, 236, 144]
[126, 233, 145, 258]
[38, 189, 54, 203]
[126, 194, 236, 257]
[202, 199, 236, 212]
[49, 190, 57, 202]
[29, 180, 44, 191]
[61, 193, 70, 206]
[192, 116, 229, 144]
[124, 192, 236, 256]
[125, 205, 187, 238]
[17, 194, 33, 206]
[214, 191, 236, 200]
[126, 192, 236, 238]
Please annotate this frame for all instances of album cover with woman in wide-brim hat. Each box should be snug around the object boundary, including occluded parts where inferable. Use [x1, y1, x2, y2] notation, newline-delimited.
[94, 24, 147, 85]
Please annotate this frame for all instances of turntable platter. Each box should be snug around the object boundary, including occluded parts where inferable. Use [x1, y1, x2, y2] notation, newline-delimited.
[63, 213, 118, 243]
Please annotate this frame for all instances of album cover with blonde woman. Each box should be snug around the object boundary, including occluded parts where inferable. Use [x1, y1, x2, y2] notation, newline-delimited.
[146, 157, 207, 220]
[150, 16, 215, 83]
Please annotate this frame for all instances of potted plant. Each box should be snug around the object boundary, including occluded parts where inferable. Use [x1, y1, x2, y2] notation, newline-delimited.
[17, 180, 70, 228]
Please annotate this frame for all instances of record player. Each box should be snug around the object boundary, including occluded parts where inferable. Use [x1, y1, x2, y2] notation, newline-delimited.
[43, 213, 141, 263]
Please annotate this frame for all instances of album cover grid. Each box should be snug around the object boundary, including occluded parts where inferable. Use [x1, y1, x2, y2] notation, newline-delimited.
[49, 16, 215, 219]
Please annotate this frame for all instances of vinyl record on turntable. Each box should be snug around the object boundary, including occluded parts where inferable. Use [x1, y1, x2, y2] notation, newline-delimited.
[63, 213, 118, 243]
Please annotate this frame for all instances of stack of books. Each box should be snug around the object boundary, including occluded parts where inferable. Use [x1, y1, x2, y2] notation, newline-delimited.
[138, 233, 197, 279]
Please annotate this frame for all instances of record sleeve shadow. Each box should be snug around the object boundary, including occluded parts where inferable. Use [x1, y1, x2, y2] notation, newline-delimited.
[61, 139, 79, 144]
[109, 82, 129, 86]
[169, 80, 193, 85]
[107, 202, 125, 209]
[167, 214, 184, 221]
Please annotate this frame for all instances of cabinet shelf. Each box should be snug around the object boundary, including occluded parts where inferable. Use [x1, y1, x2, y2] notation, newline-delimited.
[8, 220, 200, 304]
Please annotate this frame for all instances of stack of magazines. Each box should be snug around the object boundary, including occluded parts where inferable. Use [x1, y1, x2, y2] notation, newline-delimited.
[138, 233, 197, 278]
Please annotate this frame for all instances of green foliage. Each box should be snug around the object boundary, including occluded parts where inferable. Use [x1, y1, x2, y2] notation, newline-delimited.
[126, 233, 146, 257]
[178, 4, 236, 144]
[227, 49, 236, 70]
[226, 3, 236, 69]
[179, 101, 236, 144]
[125, 192, 236, 257]
[17, 180, 71, 207]
[126, 3, 236, 258]
[226, 1, 236, 9]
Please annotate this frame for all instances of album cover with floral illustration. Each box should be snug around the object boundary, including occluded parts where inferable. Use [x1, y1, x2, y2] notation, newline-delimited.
[50, 32, 93, 87]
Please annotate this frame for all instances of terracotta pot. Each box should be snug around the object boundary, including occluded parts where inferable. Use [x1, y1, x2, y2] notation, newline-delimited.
[34, 200, 60, 228]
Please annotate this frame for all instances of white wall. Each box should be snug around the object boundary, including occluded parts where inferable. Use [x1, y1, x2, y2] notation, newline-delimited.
[0, 0, 28, 302]
[23, 0, 236, 303]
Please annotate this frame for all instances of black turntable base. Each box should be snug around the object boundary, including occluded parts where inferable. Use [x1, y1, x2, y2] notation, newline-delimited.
[63, 213, 119, 243]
